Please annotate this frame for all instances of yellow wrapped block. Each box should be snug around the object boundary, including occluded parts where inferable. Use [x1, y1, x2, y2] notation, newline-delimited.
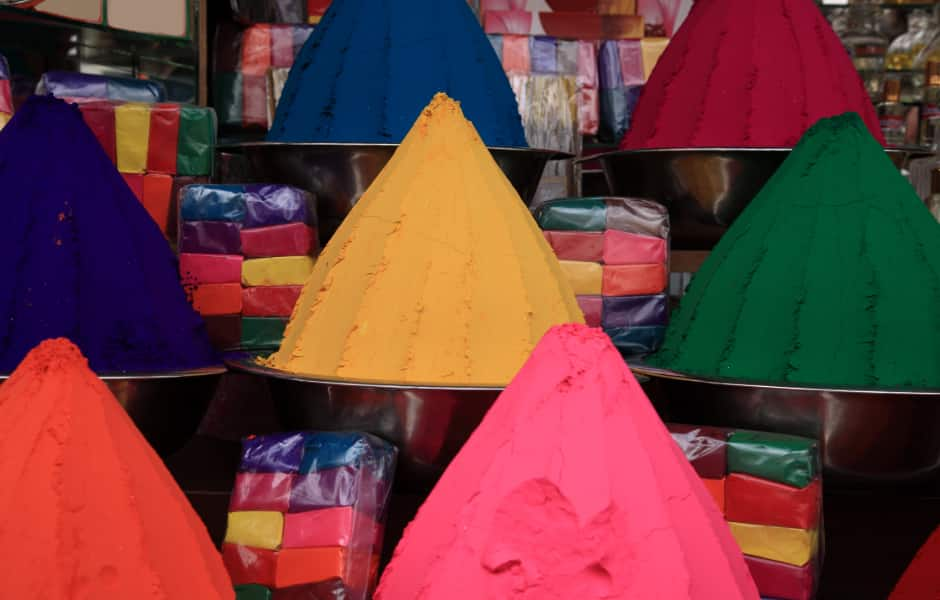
[242, 256, 315, 287]
[728, 522, 817, 567]
[115, 102, 151, 174]
[558, 260, 603, 295]
[0, 112, 9, 131]
[224, 511, 284, 550]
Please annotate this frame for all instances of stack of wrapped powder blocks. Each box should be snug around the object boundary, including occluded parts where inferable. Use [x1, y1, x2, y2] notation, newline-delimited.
[222, 432, 397, 600]
[535, 197, 670, 355]
[178, 184, 319, 351]
[669, 424, 823, 600]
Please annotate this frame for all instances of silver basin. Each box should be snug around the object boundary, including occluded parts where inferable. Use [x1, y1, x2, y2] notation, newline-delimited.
[227, 358, 501, 490]
[599, 147, 928, 250]
[632, 365, 940, 485]
[0, 367, 226, 457]
[216, 142, 570, 243]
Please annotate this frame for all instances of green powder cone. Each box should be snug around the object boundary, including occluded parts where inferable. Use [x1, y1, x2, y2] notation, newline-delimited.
[651, 112, 940, 390]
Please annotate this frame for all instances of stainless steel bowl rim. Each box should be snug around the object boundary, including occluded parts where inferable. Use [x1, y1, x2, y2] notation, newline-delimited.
[227, 357, 504, 392]
[0, 364, 227, 381]
[630, 363, 940, 397]
[216, 141, 573, 161]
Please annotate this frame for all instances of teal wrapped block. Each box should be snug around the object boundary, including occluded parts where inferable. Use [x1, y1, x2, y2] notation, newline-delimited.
[534, 198, 608, 231]
[728, 431, 818, 489]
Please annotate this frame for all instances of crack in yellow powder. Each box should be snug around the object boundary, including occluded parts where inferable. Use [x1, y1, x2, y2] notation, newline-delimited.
[262, 93, 583, 386]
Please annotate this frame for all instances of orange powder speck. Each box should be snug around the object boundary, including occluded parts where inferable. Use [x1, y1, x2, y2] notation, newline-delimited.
[263, 93, 583, 386]
[0, 338, 233, 599]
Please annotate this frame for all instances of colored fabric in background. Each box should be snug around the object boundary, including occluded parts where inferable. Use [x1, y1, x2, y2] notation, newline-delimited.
[37, 71, 167, 103]
[214, 24, 315, 129]
[0, 96, 218, 372]
[267, 0, 528, 148]
[115, 102, 151, 173]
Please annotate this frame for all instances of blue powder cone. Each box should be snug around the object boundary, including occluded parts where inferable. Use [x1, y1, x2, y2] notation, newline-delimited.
[268, 0, 528, 147]
[0, 95, 219, 373]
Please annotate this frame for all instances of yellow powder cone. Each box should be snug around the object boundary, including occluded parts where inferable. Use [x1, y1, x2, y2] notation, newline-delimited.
[263, 93, 583, 386]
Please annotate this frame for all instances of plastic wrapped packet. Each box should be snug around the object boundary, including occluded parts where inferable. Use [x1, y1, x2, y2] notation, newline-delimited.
[667, 423, 823, 600]
[37, 71, 166, 103]
[223, 432, 397, 600]
[214, 24, 315, 129]
[0, 54, 11, 131]
[535, 197, 670, 356]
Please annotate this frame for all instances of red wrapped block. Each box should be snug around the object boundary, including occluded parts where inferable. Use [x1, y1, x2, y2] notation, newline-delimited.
[180, 253, 244, 285]
[669, 424, 729, 479]
[745, 555, 815, 600]
[241, 223, 317, 258]
[577, 295, 602, 328]
[602, 263, 667, 295]
[702, 477, 725, 514]
[543, 230, 604, 262]
[122, 173, 145, 203]
[502, 34, 531, 74]
[272, 580, 350, 600]
[726, 474, 821, 531]
[603, 229, 667, 265]
[77, 101, 116, 163]
[142, 173, 174, 235]
[222, 543, 277, 587]
[0, 79, 11, 115]
[243, 24, 273, 76]
[192, 283, 243, 316]
[147, 104, 181, 174]
[243, 286, 303, 318]
[230, 472, 294, 512]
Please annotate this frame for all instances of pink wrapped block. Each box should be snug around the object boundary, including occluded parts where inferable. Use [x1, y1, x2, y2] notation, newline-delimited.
[179, 253, 244, 285]
[282, 507, 355, 549]
[230, 472, 295, 512]
[543, 231, 604, 262]
[577, 296, 603, 328]
[602, 229, 667, 265]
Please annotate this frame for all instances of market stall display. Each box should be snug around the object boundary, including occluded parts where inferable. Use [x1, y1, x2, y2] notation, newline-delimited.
[223, 432, 396, 599]
[178, 184, 318, 350]
[0, 338, 233, 599]
[535, 196, 669, 355]
[375, 324, 759, 599]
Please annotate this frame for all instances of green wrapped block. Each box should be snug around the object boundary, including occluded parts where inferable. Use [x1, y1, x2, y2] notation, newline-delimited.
[728, 430, 818, 488]
[235, 584, 272, 600]
[535, 198, 607, 231]
[241, 317, 288, 350]
[178, 105, 217, 176]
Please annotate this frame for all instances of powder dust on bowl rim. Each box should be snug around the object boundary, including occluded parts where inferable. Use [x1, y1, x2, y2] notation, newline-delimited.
[650, 112, 940, 390]
[0, 95, 218, 374]
[620, 0, 883, 149]
[267, 0, 527, 148]
[375, 323, 759, 600]
[0, 338, 233, 599]
[262, 93, 583, 387]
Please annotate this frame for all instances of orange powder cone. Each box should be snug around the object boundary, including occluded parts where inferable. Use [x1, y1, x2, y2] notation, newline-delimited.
[0, 338, 233, 599]
[264, 93, 583, 386]
[376, 324, 759, 599]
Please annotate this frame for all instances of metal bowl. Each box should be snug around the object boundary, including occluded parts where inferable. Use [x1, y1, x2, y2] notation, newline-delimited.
[598, 147, 928, 250]
[227, 358, 501, 490]
[216, 142, 570, 243]
[0, 366, 226, 457]
[632, 365, 940, 485]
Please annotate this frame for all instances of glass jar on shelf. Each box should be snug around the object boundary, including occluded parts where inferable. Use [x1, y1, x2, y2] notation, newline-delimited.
[878, 78, 908, 145]
[886, 9, 932, 71]
[919, 61, 940, 148]
[843, 3, 889, 103]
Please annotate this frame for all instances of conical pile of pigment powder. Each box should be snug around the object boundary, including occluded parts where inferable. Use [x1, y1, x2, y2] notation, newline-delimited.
[620, 0, 883, 149]
[0, 339, 233, 599]
[264, 94, 583, 386]
[0, 96, 217, 373]
[375, 324, 759, 600]
[652, 112, 940, 389]
[267, 0, 527, 147]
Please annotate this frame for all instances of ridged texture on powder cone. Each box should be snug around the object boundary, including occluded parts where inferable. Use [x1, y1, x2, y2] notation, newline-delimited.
[267, 0, 527, 147]
[375, 324, 759, 600]
[0, 96, 217, 373]
[0, 339, 233, 599]
[264, 94, 583, 386]
[651, 112, 940, 389]
[620, 0, 884, 149]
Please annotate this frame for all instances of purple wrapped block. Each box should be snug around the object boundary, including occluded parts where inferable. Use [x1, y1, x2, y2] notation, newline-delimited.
[292, 26, 314, 55]
[531, 37, 557, 74]
[241, 432, 306, 473]
[179, 221, 242, 254]
[36, 71, 166, 102]
[243, 184, 312, 229]
[602, 294, 668, 329]
[598, 41, 623, 91]
[289, 466, 392, 514]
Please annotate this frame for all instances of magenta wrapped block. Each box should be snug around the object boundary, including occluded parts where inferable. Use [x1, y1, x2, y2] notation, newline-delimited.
[230, 472, 294, 512]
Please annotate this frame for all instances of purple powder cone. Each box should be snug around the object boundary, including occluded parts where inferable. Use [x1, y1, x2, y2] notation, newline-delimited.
[0, 95, 218, 373]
